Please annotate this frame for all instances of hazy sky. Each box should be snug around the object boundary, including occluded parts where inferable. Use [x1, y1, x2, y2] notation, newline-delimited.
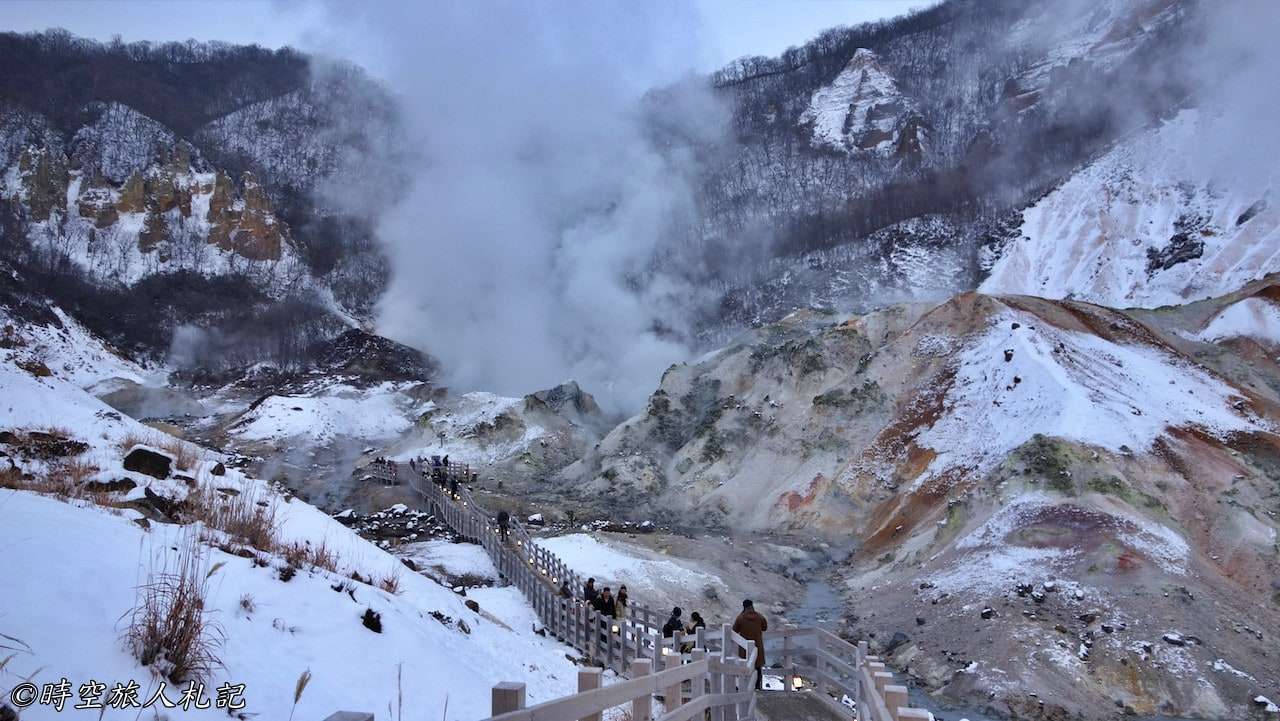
[4, 0, 935, 74]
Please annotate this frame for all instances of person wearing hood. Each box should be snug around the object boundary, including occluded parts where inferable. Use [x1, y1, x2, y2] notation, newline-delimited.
[662, 607, 683, 638]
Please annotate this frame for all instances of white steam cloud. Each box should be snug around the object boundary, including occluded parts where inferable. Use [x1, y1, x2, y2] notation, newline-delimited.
[313, 1, 727, 413]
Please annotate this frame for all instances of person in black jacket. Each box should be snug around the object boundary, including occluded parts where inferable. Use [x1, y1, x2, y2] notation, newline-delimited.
[662, 607, 682, 638]
[596, 587, 617, 618]
[560, 581, 572, 599]
[583, 578, 598, 606]
[496, 510, 510, 541]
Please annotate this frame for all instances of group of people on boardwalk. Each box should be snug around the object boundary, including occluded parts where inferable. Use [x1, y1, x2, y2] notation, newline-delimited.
[564, 577, 768, 689]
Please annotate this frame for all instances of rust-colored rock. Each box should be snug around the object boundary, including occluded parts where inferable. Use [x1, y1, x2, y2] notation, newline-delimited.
[206, 171, 284, 261]
[116, 172, 146, 214]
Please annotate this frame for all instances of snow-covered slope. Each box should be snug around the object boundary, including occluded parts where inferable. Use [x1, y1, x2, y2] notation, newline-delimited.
[981, 111, 1280, 307]
[1197, 294, 1280, 345]
[0, 483, 578, 721]
[230, 380, 431, 447]
[800, 48, 923, 155]
[0, 307, 580, 721]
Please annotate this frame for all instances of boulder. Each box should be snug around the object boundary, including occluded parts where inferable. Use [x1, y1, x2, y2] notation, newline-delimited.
[84, 478, 136, 494]
[464, 599, 480, 613]
[362, 608, 382, 633]
[123, 446, 173, 479]
[210, 462, 226, 476]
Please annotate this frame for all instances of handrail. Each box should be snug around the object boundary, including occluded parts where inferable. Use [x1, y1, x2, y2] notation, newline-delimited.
[404, 464, 934, 721]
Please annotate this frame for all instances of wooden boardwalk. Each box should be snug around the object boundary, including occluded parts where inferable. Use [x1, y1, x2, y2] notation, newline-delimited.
[337, 462, 937, 721]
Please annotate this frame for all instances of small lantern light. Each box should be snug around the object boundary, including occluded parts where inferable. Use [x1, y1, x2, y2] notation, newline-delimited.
[792, 677, 804, 690]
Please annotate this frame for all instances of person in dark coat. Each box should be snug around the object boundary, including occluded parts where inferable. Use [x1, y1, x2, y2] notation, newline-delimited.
[597, 587, 617, 618]
[732, 600, 768, 689]
[560, 581, 572, 599]
[496, 510, 510, 541]
[449, 477, 458, 497]
[662, 607, 683, 638]
[583, 578, 598, 606]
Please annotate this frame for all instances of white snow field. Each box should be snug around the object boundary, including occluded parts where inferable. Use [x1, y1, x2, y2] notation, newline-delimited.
[1198, 296, 1280, 345]
[535, 534, 729, 608]
[0, 481, 579, 721]
[231, 380, 430, 446]
[981, 110, 1280, 307]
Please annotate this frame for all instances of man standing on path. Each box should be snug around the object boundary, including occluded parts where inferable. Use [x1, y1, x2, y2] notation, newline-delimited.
[733, 599, 768, 690]
[496, 510, 510, 542]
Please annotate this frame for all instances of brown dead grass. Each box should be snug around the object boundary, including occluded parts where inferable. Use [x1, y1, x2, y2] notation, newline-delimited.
[187, 483, 280, 554]
[126, 533, 224, 684]
[378, 570, 402, 595]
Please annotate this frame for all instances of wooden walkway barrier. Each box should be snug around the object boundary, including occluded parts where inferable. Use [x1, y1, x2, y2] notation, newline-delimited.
[321, 461, 939, 721]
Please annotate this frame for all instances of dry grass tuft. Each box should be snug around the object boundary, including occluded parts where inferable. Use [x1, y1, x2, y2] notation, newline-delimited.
[378, 570, 402, 595]
[280, 539, 339, 573]
[126, 534, 223, 684]
[1, 454, 105, 502]
[187, 483, 279, 553]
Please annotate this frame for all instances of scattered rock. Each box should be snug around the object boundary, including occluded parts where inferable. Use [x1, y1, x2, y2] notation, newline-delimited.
[464, 599, 480, 613]
[362, 608, 383, 633]
[916, 617, 927, 626]
[84, 478, 136, 494]
[210, 462, 226, 476]
[123, 446, 173, 480]
[1161, 632, 1185, 646]
[981, 607, 995, 620]
[458, 619, 471, 635]
[884, 632, 911, 654]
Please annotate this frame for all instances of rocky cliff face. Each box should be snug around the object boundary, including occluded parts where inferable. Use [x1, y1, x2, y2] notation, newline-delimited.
[2, 101, 301, 285]
[799, 48, 927, 158]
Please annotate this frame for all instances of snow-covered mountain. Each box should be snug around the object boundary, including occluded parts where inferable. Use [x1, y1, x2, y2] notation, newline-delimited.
[553, 280, 1280, 718]
[981, 110, 1279, 307]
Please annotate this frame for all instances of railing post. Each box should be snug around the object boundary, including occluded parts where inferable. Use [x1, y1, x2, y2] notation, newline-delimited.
[691, 648, 707, 703]
[884, 685, 908, 721]
[491, 682, 526, 717]
[664, 646, 682, 710]
[577, 668, 602, 721]
[720, 624, 733, 661]
[709, 658, 724, 721]
[607, 618, 617, 672]
[874, 671, 893, 696]
[783, 624, 795, 691]
[631, 659, 653, 721]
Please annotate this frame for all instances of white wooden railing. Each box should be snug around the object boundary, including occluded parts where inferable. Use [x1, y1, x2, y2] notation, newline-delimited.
[332, 465, 938, 721]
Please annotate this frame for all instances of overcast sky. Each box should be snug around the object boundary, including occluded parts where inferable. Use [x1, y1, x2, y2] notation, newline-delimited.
[4, 0, 935, 75]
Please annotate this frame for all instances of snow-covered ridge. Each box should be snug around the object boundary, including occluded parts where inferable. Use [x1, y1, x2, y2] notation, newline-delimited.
[1197, 295, 1280, 345]
[899, 307, 1267, 493]
[981, 111, 1280, 307]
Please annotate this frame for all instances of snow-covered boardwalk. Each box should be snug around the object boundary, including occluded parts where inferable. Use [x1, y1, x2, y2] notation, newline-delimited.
[396, 463, 934, 721]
